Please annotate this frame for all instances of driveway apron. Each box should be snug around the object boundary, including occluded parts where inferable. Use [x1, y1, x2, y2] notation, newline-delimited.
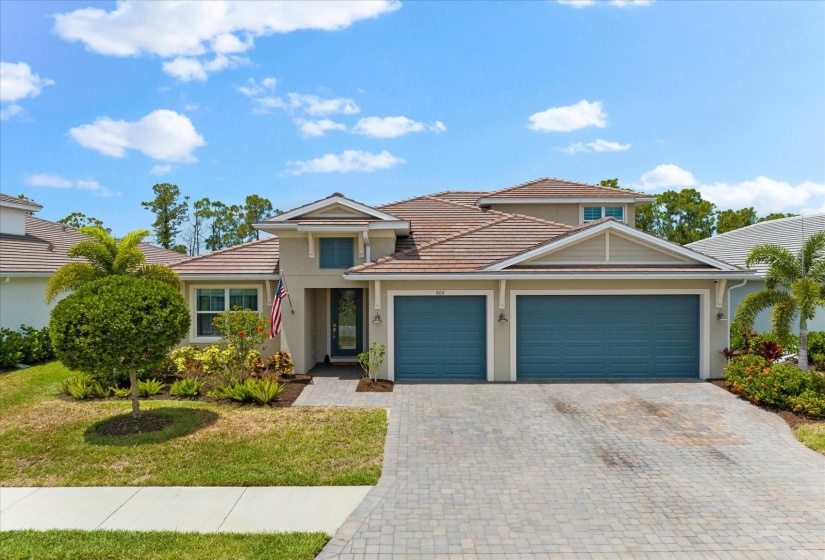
[319, 381, 825, 559]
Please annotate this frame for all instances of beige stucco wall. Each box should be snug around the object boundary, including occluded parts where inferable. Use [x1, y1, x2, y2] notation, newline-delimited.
[529, 232, 689, 265]
[0, 207, 26, 236]
[0, 276, 66, 330]
[360, 278, 728, 382]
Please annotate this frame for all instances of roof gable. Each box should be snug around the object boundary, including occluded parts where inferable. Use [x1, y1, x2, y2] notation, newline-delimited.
[477, 177, 654, 205]
[486, 220, 740, 272]
[260, 194, 402, 223]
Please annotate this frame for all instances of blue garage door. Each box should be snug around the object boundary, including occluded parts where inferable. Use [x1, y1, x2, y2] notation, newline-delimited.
[394, 296, 486, 380]
[517, 295, 699, 378]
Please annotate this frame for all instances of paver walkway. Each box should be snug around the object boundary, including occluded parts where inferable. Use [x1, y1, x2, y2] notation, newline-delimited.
[295, 364, 394, 408]
[318, 381, 825, 559]
[0, 486, 372, 534]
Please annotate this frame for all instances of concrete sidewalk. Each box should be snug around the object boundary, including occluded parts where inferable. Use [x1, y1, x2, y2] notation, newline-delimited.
[0, 486, 372, 534]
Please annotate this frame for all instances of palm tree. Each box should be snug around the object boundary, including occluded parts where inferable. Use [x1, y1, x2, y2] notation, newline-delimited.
[735, 231, 825, 371]
[45, 227, 182, 303]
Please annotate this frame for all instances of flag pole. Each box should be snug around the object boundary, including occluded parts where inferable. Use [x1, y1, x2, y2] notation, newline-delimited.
[279, 270, 295, 314]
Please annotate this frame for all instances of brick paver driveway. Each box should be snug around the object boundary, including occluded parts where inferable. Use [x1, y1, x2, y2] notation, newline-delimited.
[318, 381, 824, 559]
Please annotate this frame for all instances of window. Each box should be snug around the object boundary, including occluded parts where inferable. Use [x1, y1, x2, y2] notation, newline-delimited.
[583, 206, 624, 222]
[195, 288, 259, 337]
[319, 237, 355, 269]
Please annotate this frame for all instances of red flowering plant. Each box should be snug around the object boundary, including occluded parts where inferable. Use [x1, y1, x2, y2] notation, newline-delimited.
[212, 306, 270, 383]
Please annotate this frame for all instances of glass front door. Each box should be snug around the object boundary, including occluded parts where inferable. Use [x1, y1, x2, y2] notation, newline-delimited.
[331, 288, 363, 357]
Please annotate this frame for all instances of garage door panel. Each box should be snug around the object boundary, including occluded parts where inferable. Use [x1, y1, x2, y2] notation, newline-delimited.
[517, 295, 699, 379]
[395, 296, 486, 380]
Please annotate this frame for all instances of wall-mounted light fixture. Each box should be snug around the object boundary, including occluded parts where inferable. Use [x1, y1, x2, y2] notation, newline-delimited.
[716, 310, 726, 321]
[498, 312, 508, 322]
[372, 313, 382, 324]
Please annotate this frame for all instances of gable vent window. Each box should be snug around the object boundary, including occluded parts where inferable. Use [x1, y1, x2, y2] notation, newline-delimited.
[319, 237, 355, 269]
[583, 206, 624, 222]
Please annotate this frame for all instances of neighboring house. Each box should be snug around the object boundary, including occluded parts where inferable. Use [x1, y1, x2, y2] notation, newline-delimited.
[0, 192, 187, 330]
[688, 213, 825, 333]
[170, 178, 755, 381]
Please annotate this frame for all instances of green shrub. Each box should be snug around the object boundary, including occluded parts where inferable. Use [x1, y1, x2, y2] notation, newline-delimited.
[61, 374, 95, 400]
[90, 381, 110, 399]
[50, 276, 189, 418]
[724, 356, 825, 416]
[245, 378, 284, 405]
[208, 378, 283, 404]
[171, 346, 202, 374]
[19, 325, 55, 364]
[0, 328, 24, 368]
[137, 378, 165, 398]
[807, 331, 825, 356]
[212, 307, 269, 381]
[112, 387, 130, 398]
[811, 353, 825, 372]
[169, 378, 205, 398]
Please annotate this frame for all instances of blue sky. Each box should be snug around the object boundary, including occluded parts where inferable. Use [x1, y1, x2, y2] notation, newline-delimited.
[1, 0, 823, 237]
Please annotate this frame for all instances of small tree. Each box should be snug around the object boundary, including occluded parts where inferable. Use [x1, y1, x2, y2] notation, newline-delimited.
[50, 276, 190, 418]
[358, 342, 386, 383]
[212, 307, 269, 382]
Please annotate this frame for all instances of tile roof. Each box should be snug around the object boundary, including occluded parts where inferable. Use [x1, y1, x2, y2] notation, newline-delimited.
[378, 195, 506, 251]
[0, 216, 187, 274]
[170, 236, 280, 276]
[687, 213, 825, 274]
[479, 177, 651, 201]
[0, 192, 42, 210]
[428, 191, 490, 205]
[348, 214, 573, 274]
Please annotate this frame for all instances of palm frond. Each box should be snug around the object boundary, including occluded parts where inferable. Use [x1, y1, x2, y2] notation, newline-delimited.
[133, 264, 183, 291]
[770, 299, 797, 343]
[791, 277, 822, 321]
[807, 260, 825, 285]
[112, 246, 146, 274]
[117, 229, 151, 251]
[745, 244, 800, 286]
[45, 262, 102, 302]
[67, 241, 117, 273]
[801, 230, 825, 273]
[734, 288, 791, 329]
[78, 227, 118, 253]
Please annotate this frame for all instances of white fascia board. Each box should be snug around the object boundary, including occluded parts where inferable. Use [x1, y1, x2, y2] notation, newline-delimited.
[296, 224, 369, 233]
[485, 221, 740, 271]
[344, 271, 758, 281]
[368, 221, 410, 235]
[477, 197, 654, 205]
[261, 196, 401, 222]
[176, 273, 280, 280]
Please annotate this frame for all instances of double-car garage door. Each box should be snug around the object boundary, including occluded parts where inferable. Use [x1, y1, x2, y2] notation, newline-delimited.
[393, 294, 699, 380]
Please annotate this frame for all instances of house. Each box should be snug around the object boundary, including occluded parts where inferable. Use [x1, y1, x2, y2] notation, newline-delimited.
[0, 192, 187, 330]
[170, 178, 756, 381]
[687, 213, 825, 333]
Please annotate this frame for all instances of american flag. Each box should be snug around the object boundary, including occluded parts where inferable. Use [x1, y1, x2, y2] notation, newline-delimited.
[269, 280, 286, 338]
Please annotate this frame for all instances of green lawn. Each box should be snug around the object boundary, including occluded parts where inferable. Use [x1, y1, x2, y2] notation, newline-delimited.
[796, 422, 825, 455]
[0, 530, 329, 560]
[0, 362, 386, 487]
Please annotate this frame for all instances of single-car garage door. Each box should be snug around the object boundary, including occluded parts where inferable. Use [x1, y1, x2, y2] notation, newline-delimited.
[517, 295, 699, 378]
[394, 296, 486, 380]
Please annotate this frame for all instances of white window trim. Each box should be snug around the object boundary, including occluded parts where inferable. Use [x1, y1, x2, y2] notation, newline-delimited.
[580, 203, 626, 224]
[190, 285, 262, 343]
[386, 290, 495, 383]
[508, 289, 711, 381]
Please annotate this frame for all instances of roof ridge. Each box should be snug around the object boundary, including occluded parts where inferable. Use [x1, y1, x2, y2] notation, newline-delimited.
[348, 215, 514, 273]
[487, 176, 645, 197]
[420, 194, 505, 213]
[378, 192, 439, 209]
[170, 235, 278, 267]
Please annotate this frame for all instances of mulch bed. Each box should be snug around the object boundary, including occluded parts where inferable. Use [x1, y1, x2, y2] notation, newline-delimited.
[94, 413, 173, 436]
[707, 379, 823, 429]
[356, 378, 394, 392]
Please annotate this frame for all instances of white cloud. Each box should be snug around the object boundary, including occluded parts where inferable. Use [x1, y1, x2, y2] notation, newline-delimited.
[561, 138, 629, 154]
[528, 100, 607, 132]
[0, 103, 23, 120]
[287, 149, 404, 175]
[162, 54, 248, 81]
[150, 164, 173, 175]
[640, 164, 697, 189]
[352, 116, 446, 138]
[294, 118, 347, 137]
[53, 1, 400, 81]
[556, 0, 653, 7]
[253, 93, 360, 116]
[26, 173, 113, 196]
[635, 165, 824, 215]
[0, 62, 54, 102]
[69, 109, 206, 162]
[237, 76, 277, 97]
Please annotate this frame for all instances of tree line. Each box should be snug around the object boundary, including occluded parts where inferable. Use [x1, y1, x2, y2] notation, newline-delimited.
[55, 184, 281, 255]
[599, 179, 796, 245]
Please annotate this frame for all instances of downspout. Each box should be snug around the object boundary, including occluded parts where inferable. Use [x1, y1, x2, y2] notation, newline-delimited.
[362, 231, 371, 263]
[726, 279, 748, 350]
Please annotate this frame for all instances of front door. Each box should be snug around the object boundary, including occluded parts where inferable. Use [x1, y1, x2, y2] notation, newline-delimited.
[331, 288, 363, 358]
